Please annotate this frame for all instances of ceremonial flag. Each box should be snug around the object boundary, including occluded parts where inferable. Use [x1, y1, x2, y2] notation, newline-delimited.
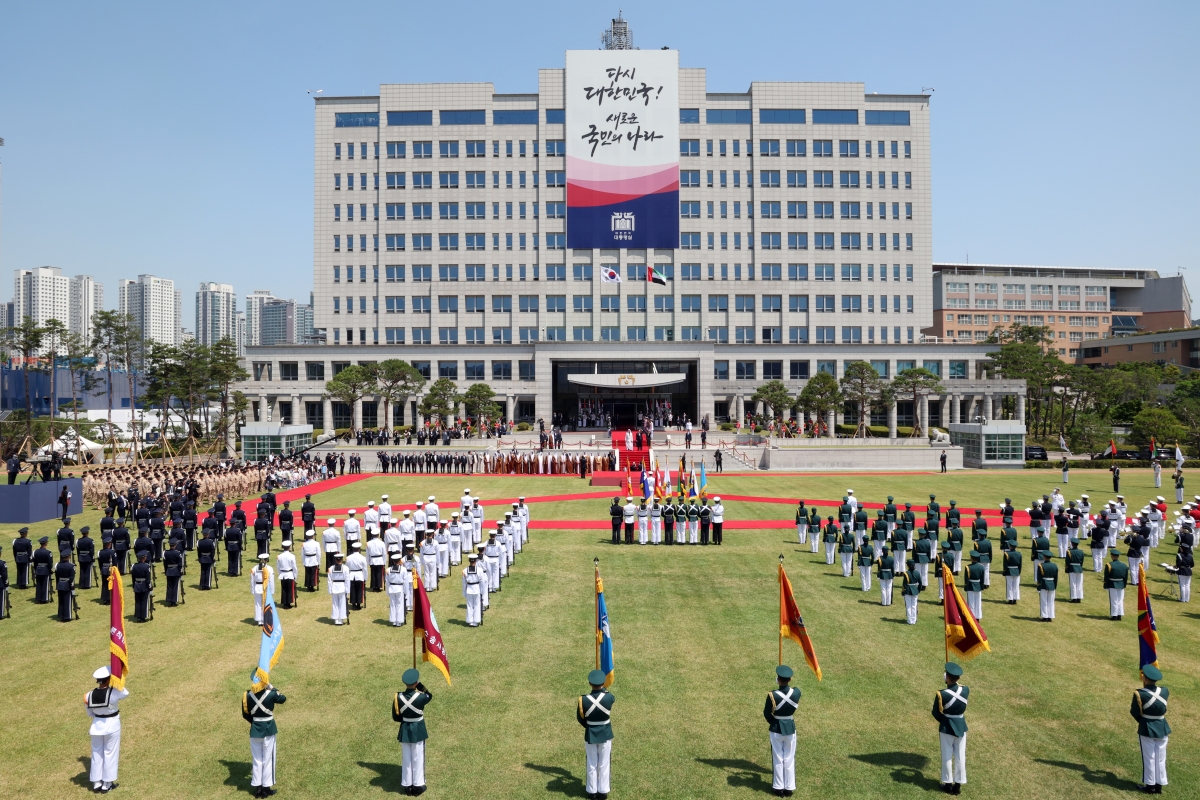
[1177, 442, 1186, 471]
[252, 572, 284, 692]
[688, 464, 698, 498]
[1137, 562, 1159, 669]
[647, 265, 667, 286]
[600, 266, 622, 283]
[595, 565, 615, 687]
[641, 468, 653, 500]
[412, 568, 452, 686]
[1109, 439, 1118, 457]
[108, 571, 129, 691]
[778, 563, 822, 680]
[1150, 436, 1157, 456]
[626, 467, 634, 498]
[653, 460, 667, 501]
[677, 456, 688, 497]
[943, 571, 990, 662]
[1059, 433, 1069, 453]
[698, 462, 708, 500]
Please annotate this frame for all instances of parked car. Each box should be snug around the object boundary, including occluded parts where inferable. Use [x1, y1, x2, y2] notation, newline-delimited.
[1025, 446, 1048, 461]
[1091, 449, 1141, 460]
[1142, 447, 1175, 462]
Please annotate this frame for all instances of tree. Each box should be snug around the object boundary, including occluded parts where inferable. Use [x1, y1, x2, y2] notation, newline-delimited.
[40, 318, 68, 445]
[891, 367, 944, 438]
[418, 377, 461, 424]
[839, 361, 892, 437]
[1129, 407, 1186, 448]
[62, 331, 99, 464]
[6, 317, 45, 451]
[209, 338, 248, 456]
[750, 380, 793, 422]
[373, 359, 426, 430]
[461, 382, 501, 423]
[1068, 412, 1110, 455]
[115, 313, 144, 462]
[324, 365, 376, 431]
[91, 310, 124, 459]
[797, 371, 842, 437]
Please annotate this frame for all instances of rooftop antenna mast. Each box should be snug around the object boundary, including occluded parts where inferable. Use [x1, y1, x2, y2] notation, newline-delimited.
[601, 11, 636, 50]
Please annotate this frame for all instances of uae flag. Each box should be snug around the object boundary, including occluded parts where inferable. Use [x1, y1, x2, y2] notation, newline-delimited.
[647, 265, 668, 285]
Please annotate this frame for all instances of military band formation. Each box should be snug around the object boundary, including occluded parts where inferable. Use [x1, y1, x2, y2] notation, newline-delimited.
[2, 470, 1191, 797]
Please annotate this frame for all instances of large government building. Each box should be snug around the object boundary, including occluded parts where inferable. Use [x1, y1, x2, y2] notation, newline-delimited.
[238, 18, 1026, 435]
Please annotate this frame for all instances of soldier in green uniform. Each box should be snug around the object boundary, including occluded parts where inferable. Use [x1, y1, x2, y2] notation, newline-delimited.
[1103, 549, 1130, 620]
[1000, 518, 1019, 553]
[935, 540, 952, 602]
[578, 669, 615, 800]
[1031, 526, 1052, 565]
[901, 502, 917, 550]
[822, 515, 839, 564]
[857, 533, 876, 592]
[871, 511, 889, 558]
[877, 544, 895, 606]
[947, 518, 965, 574]
[969, 509, 987, 543]
[891, 521, 909, 572]
[933, 662, 969, 794]
[764, 664, 799, 797]
[838, 496, 853, 537]
[838, 525, 857, 578]
[794, 500, 808, 545]
[914, 529, 934, 588]
[974, 530, 993, 588]
[1132, 664, 1170, 793]
[945, 500, 961, 534]
[1065, 537, 1087, 602]
[1002, 539, 1023, 604]
[685, 499, 701, 545]
[884, 496, 898, 534]
[242, 671, 287, 798]
[853, 505, 870, 546]
[393, 668, 432, 795]
[1036, 552, 1059, 621]
[964, 551, 986, 620]
[902, 558, 922, 623]
[926, 494, 941, 537]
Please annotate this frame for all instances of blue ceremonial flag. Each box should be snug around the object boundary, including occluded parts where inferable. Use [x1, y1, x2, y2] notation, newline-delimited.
[641, 468, 652, 500]
[688, 465, 699, 498]
[698, 462, 708, 499]
[253, 574, 284, 692]
[595, 566, 615, 688]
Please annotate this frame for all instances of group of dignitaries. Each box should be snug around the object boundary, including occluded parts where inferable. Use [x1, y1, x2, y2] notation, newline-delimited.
[607, 495, 726, 545]
[786, 487, 1197, 626]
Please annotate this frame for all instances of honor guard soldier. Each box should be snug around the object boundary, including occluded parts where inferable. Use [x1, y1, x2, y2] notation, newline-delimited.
[231, 499, 247, 532]
[1089, 513, 1109, 571]
[86, 666, 129, 794]
[419, 532, 439, 591]
[945, 500, 961, 535]
[346, 542, 368, 609]
[970, 509, 987, 544]
[251, 555, 272, 623]
[277, 541, 297, 609]
[301, 494, 316, 533]
[857, 535, 875, 592]
[914, 529, 934, 588]
[838, 496, 853, 536]
[97, 536, 116, 604]
[201, 508, 219, 549]
[871, 510, 889, 557]
[649, 498, 663, 544]
[902, 559, 922, 623]
[795, 501, 808, 545]
[386, 553, 409, 626]
[277, 500, 294, 546]
[379, 495, 393, 533]
[57, 517, 76, 560]
[461, 553, 484, 626]
[33, 537, 54, 603]
[699, 499, 713, 545]
[448, 514, 463, 566]
[182, 502, 198, 550]
[99, 511, 117, 547]
[901, 502, 917, 548]
[367, 533, 387, 591]
[148, 510, 166, 561]
[974, 530, 993, 588]
[1065, 537, 1086, 602]
[1002, 540, 1023, 604]
[884, 495, 898, 533]
[1132, 664, 1170, 793]
[243, 671, 287, 798]
[56, 549, 77, 622]
[301, 531, 320, 591]
[1125, 525, 1149, 585]
[579, 669, 615, 800]
[1103, 549, 1129, 620]
[344, 510, 363, 553]
[711, 496, 725, 545]
[364, 501, 380, 538]
[483, 531, 503, 592]
[933, 662, 969, 795]
[804, 506, 820, 554]
[198, 530, 218, 590]
[636, 499, 650, 545]
[322, 519, 342, 571]
[77, 527, 96, 590]
[838, 524, 857, 578]
[947, 518, 965, 574]
[0, 546, 8, 619]
[1176, 544, 1193, 602]
[226, 523, 245, 577]
[964, 551, 985, 620]
[328, 553, 349, 624]
[133, 529, 153, 574]
[662, 496, 676, 545]
[683, 499, 699, 544]
[213, 494, 228, 538]
[163, 540, 185, 606]
[876, 545, 896, 606]
[765, 664, 799, 797]
[394, 668, 432, 796]
[822, 516, 839, 565]
[435, 521, 451, 578]
[253, 512, 271, 559]
[1036, 553, 1058, 621]
[13, 528, 33, 589]
[926, 495, 941, 537]
[854, 504, 870, 546]
[935, 541, 952, 602]
[622, 497, 636, 545]
[131, 551, 153, 622]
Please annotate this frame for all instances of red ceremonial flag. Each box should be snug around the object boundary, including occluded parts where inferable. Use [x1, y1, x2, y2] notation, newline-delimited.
[411, 568, 452, 686]
[1137, 563, 1160, 669]
[109, 571, 129, 690]
[943, 571, 990, 662]
[1109, 439, 1118, 456]
[778, 563, 822, 680]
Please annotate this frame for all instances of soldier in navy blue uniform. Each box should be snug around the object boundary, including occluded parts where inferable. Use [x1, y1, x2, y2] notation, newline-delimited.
[97, 536, 115, 604]
[0, 545, 8, 619]
[226, 523, 245, 577]
[76, 527, 96, 590]
[57, 518, 76, 560]
[163, 540, 185, 606]
[183, 501, 198, 550]
[254, 513, 272, 558]
[198, 530, 218, 590]
[32, 537, 55, 603]
[278, 501, 295, 545]
[301, 494, 316, 533]
[12, 528, 32, 589]
[112, 521, 131, 575]
[231, 500, 248, 533]
[148, 509, 166, 561]
[55, 549, 76, 621]
[130, 551, 153, 622]
[213, 494, 228, 539]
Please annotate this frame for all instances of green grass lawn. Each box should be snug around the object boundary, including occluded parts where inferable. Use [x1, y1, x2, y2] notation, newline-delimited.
[2, 469, 1196, 799]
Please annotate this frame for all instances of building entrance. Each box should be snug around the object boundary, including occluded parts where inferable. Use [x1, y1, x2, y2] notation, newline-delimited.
[552, 361, 698, 431]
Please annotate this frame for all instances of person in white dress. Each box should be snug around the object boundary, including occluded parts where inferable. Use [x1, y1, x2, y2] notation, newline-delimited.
[86, 666, 129, 793]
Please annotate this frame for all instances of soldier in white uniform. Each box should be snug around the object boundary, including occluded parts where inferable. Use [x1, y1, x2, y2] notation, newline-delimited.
[471, 499, 484, 544]
[322, 519, 342, 571]
[448, 514, 463, 566]
[435, 521, 451, 578]
[622, 497, 637, 545]
[462, 553, 485, 626]
[1078, 494, 1093, 532]
[413, 503, 427, 540]
[460, 488, 473, 519]
[419, 532, 439, 590]
[250, 554, 273, 624]
[398, 510, 416, 548]
[328, 552, 348, 624]
[363, 501, 380, 537]
[847, 489, 859, 516]
[711, 497, 725, 545]
[301, 531, 321, 591]
[517, 497, 530, 544]
[425, 496, 440, 531]
[650, 500, 663, 544]
[345, 542, 369, 610]
[86, 665, 129, 794]
[276, 541, 298, 607]
[500, 514, 515, 573]
[378, 495, 392, 533]
[343, 510, 362, 554]
[366, 533, 388, 592]
[509, 502, 524, 553]
[483, 531, 503, 592]
[385, 552, 408, 626]
[402, 545, 420, 609]
[457, 513, 473, 562]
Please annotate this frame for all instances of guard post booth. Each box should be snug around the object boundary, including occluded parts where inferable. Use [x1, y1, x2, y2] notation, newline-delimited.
[240, 424, 314, 462]
[948, 421, 1026, 469]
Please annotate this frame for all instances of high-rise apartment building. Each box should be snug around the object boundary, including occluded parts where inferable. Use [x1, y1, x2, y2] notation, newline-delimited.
[260, 299, 314, 346]
[68, 274, 104, 342]
[118, 274, 181, 346]
[196, 282, 238, 346]
[244, 290, 278, 348]
[13, 266, 70, 328]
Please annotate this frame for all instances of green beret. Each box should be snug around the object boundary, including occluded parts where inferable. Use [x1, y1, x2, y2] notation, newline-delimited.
[945, 662, 964, 677]
[402, 668, 420, 685]
[588, 669, 607, 686]
[776, 665, 794, 680]
[1141, 664, 1163, 681]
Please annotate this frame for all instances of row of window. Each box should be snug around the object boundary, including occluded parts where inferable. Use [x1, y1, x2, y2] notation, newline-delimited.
[335, 108, 913, 129]
[683, 139, 911, 158]
[339, 139, 566, 159]
[334, 263, 916, 284]
[328, 324, 920, 346]
[717, 356, 965, 383]
[340, 170, 567, 191]
[946, 313, 1112, 327]
[944, 282, 1108, 296]
[684, 232, 915, 252]
[684, 200, 913, 220]
[680, 169, 913, 189]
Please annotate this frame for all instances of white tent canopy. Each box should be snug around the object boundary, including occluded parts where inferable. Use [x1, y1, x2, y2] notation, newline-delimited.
[36, 430, 105, 463]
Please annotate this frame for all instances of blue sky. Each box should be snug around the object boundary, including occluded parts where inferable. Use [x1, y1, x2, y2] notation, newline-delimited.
[1, 1, 1197, 330]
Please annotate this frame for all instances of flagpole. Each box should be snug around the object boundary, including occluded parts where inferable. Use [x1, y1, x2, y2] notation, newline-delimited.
[943, 571, 950, 664]
[594, 557, 600, 670]
[412, 569, 418, 670]
[778, 554, 784, 665]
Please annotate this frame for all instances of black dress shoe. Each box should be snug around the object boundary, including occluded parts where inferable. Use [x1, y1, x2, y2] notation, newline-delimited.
[262, 789, 276, 798]
[941, 785, 954, 795]
[1139, 786, 1156, 795]
[953, 784, 961, 795]
[412, 787, 427, 796]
